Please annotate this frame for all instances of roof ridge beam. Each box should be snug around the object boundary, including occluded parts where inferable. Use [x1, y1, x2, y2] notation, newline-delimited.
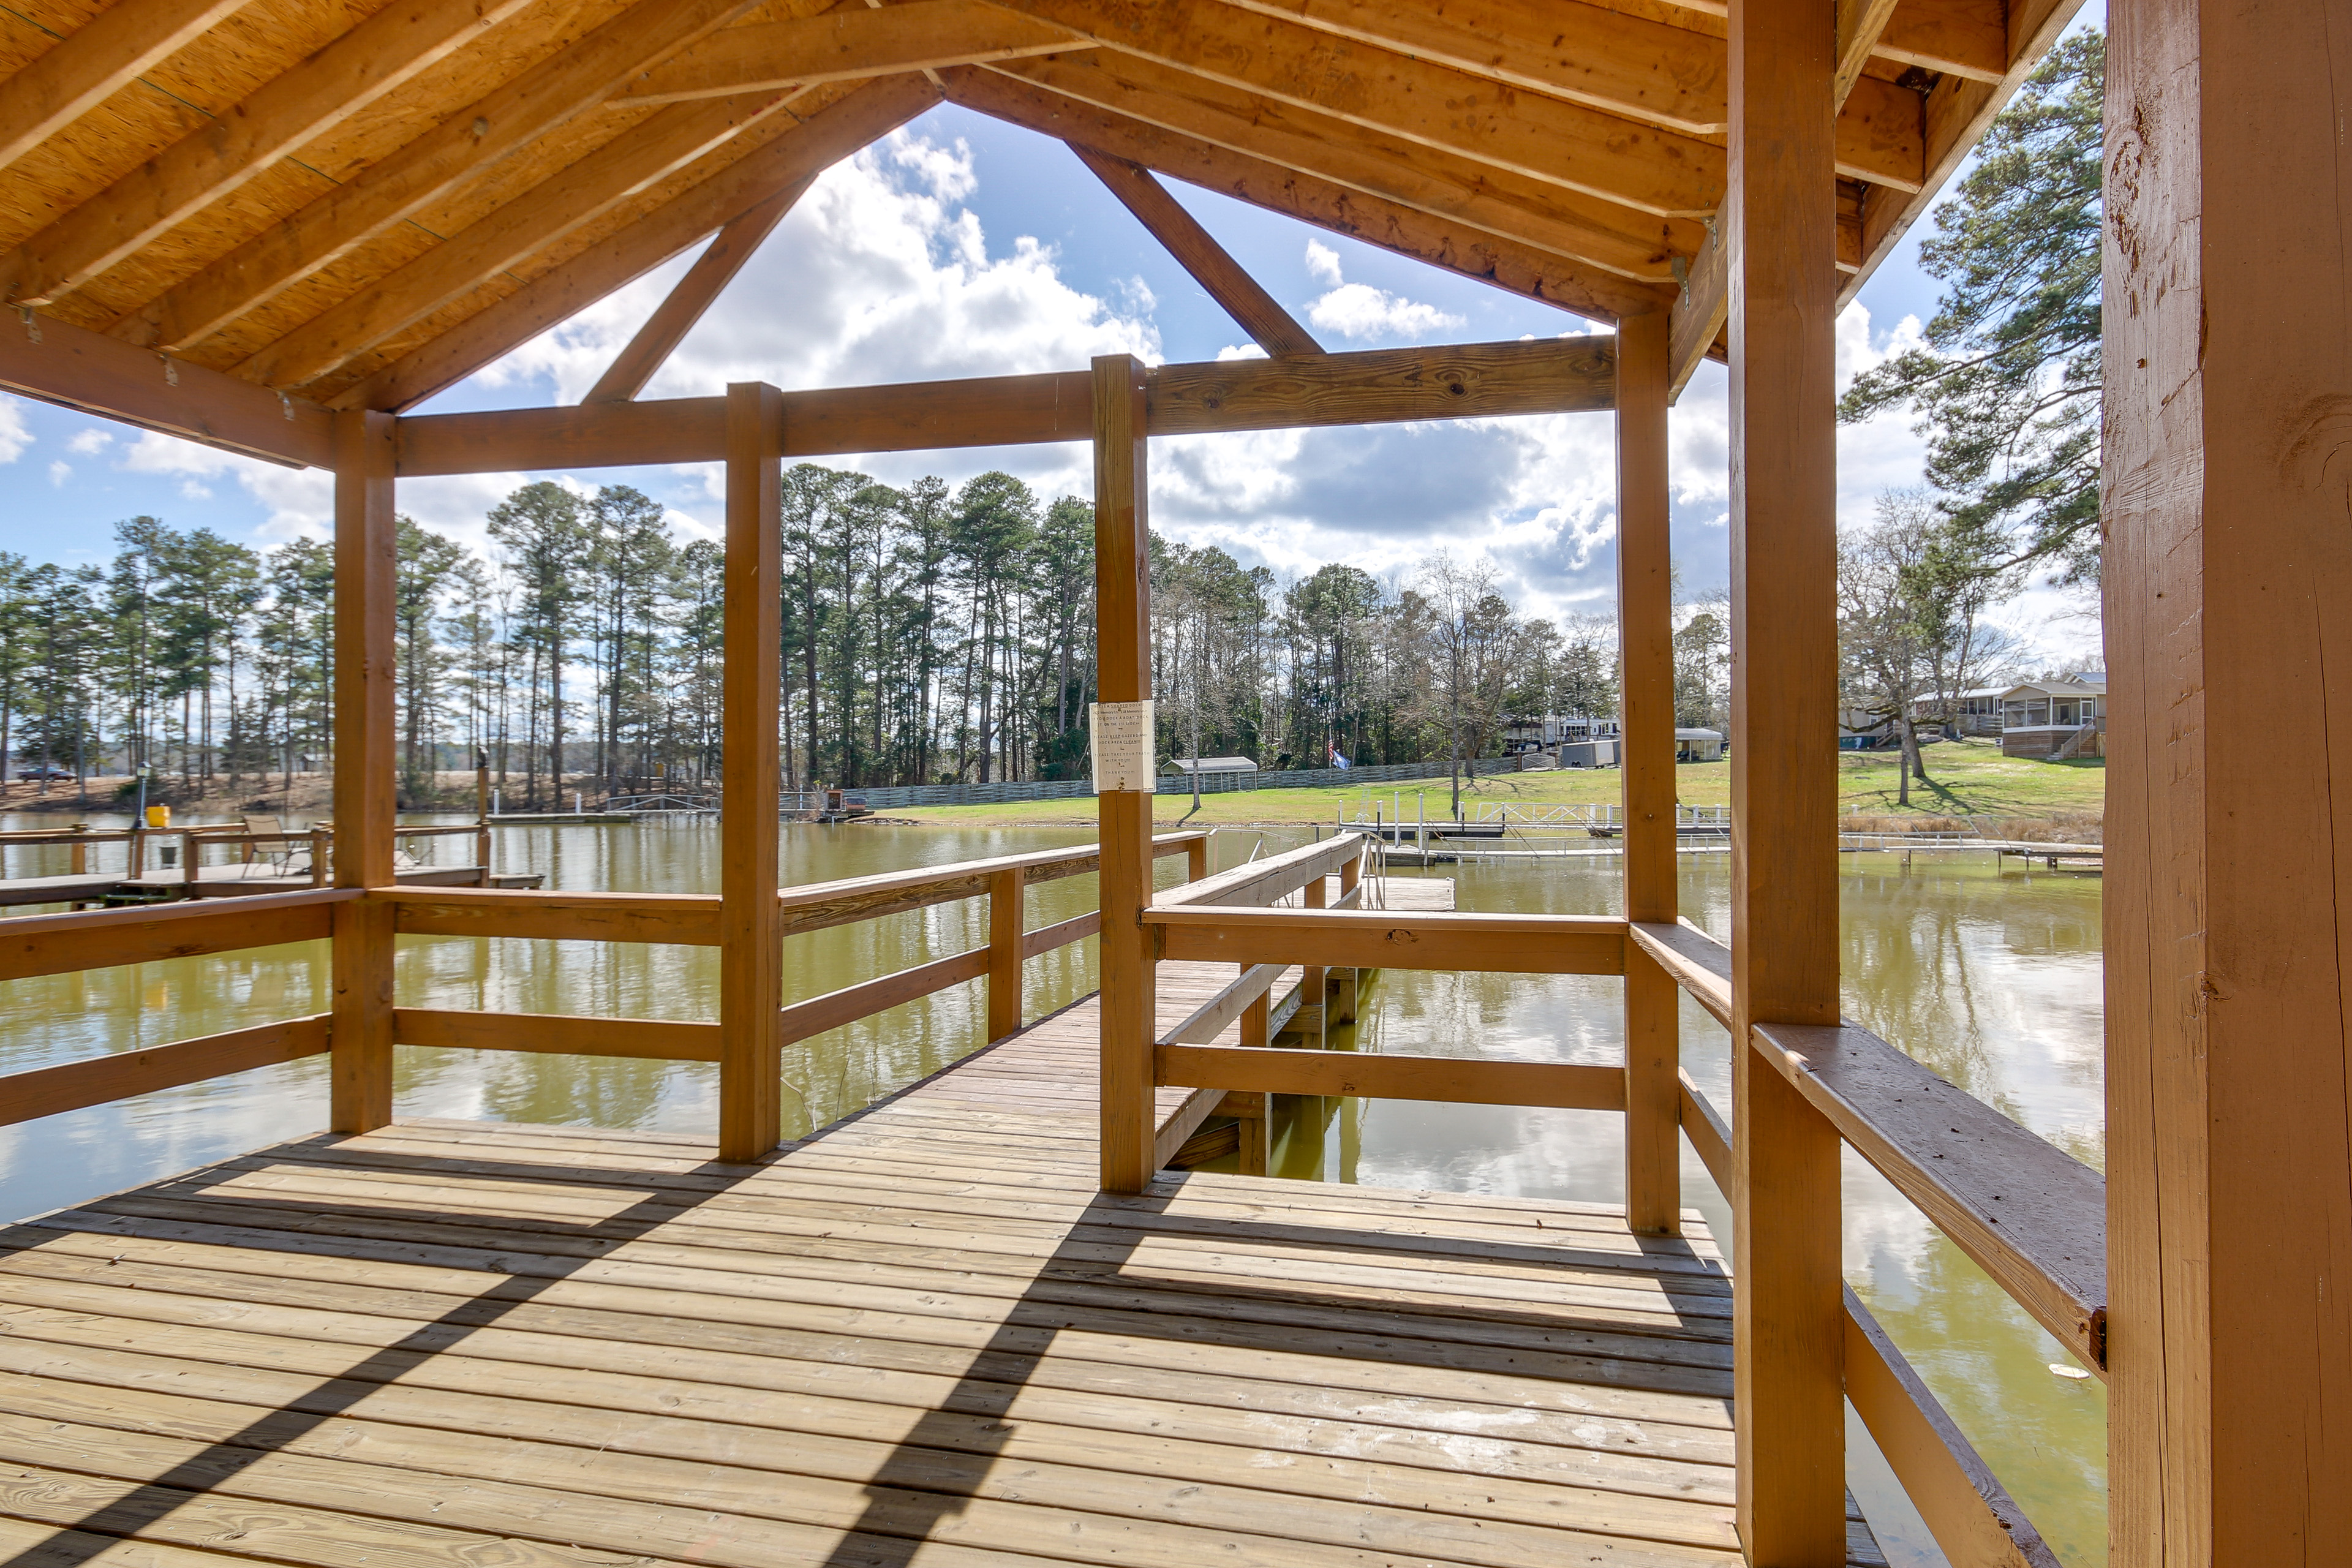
[1069, 145, 1321, 356]
[0, 0, 539, 308]
[613, 0, 1082, 104]
[942, 66, 1675, 325]
[238, 88, 824, 391]
[107, 0, 778, 355]
[332, 77, 940, 412]
[0, 0, 248, 175]
[584, 186, 805, 404]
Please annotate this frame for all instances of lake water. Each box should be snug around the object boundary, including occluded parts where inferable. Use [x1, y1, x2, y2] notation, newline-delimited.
[0, 815, 2106, 1564]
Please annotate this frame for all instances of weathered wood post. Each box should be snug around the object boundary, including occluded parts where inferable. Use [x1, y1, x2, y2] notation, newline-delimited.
[1616, 307, 1681, 1237]
[987, 865, 1025, 1041]
[330, 408, 397, 1133]
[1300, 873, 1327, 1049]
[2106, 0, 2352, 1555]
[1095, 352, 1158, 1193]
[718, 382, 785, 1164]
[1727, 0, 1845, 1555]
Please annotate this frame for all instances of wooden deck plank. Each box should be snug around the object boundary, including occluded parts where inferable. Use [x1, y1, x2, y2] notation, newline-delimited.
[0, 935, 1898, 1568]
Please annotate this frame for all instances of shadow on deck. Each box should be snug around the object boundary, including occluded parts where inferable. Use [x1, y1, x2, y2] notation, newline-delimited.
[0, 993, 1886, 1568]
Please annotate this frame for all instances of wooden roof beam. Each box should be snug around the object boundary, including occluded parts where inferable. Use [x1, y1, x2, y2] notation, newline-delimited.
[1069, 146, 1321, 356]
[614, 0, 1082, 104]
[980, 55, 1700, 285]
[0, 308, 330, 467]
[110, 0, 777, 355]
[1869, 0, 2007, 82]
[394, 336, 1619, 474]
[1215, 0, 1729, 133]
[1667, 219, 1725, 401]
[0, 0, 539, 309]
[984, 0, 1724, 216]
[1848, 0, 2087, 299]
[1226, 0, 1961, 157]
[240, 88, 825, 391]
[984, 0, 1923, 202]
[1836, 0, 1907, 107]
[944, 67, 1676, 325]
[583, 185, 805, 404]
[1636, 0, 2007, 85]
[334, 77, 940, 413]
[0, 0, 247, 174]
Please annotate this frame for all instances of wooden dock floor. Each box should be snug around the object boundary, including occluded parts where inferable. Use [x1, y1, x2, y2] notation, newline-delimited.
[0, 912, 1888, 1568]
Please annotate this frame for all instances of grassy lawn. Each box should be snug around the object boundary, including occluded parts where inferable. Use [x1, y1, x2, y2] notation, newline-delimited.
[884, 738, 2104, 828]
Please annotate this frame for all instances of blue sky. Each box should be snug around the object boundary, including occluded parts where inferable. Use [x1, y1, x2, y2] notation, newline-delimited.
[0, 37, 2101, 658]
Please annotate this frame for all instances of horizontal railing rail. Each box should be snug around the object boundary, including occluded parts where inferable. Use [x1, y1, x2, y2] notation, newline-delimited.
[0, 1015, 331, 1128]
[1148, 907, 1629, 974]
[1673, 1068, 2064, 1568]
[1632, 917, 2108, 1373]
[0, 888, 356, 983]
[0, 834, 1213, 1136]
[383, 834, 1207, 944]
[1156, 1044, 1626, 1110]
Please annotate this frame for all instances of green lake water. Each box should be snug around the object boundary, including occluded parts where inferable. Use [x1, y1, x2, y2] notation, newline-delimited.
[0, 815, 2106, 1565]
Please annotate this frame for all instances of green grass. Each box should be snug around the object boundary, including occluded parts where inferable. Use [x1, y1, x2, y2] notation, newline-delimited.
[881, 738, 2103, 828]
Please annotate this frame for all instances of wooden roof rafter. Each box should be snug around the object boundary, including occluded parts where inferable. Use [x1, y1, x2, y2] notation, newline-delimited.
[108, 0, 784, 356]
[0, 0, 2083, 447]
[942, 66, 1678, 326]
[0, 0, 547, 309]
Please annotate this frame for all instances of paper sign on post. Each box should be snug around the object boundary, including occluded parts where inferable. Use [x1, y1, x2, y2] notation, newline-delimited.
[1089, 701, 1157, 793]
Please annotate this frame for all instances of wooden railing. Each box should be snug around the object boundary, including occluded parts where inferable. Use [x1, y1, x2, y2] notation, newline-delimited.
[1138, 831, 2076, 1568]
[0, 820, 488, 884]
[0, 831, 1210, 1137]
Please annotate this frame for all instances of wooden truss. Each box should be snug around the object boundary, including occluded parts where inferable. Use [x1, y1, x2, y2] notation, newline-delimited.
[0, 0, 2081, 450]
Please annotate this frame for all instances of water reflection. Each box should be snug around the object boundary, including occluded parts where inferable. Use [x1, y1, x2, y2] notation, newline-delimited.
[0, 817, 2106, 1564]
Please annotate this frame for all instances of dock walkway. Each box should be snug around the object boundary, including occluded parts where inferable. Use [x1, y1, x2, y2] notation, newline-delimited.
[0, 902, 1888, 1568]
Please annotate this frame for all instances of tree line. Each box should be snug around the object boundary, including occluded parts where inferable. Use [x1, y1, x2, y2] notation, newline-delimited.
[0, 470, 1618, 808]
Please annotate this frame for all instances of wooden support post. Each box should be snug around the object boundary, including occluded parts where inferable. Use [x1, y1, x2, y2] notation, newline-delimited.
[474, 753, 492, 883]
[1095, 352, 1157, 1193]
[1241, 989, 1270, 1050]
[718, 382, 785, 1163]
[329, 409, 397, 1134]
[1221, 1089, 1270, 1177]
[1185, 835, 1210, 883]
[1617, 306, 1681, 1237]
[1300, 873, 1327, 1050]
[1726, 0, 1845, 1556]
[2105, 0, 2352, 1556]
[986, 866, 1024, 1041]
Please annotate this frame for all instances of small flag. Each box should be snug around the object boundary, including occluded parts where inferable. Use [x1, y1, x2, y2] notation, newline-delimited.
[1329, 745, 1351, 769]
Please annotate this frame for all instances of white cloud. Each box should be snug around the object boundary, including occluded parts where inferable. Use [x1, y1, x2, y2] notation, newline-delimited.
[480, 129, 1159, 407]
[1306, 282, 1465, 342]
[66, 429, 112, 456]
[48, 461, 69, 486]
[1296, 241, 1464, 342]
[120, 431, 333, 540]
[0, 397, 26, 464]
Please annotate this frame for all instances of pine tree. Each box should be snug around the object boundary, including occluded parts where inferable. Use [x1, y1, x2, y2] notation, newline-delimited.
[1839, 30, 2104, 586]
